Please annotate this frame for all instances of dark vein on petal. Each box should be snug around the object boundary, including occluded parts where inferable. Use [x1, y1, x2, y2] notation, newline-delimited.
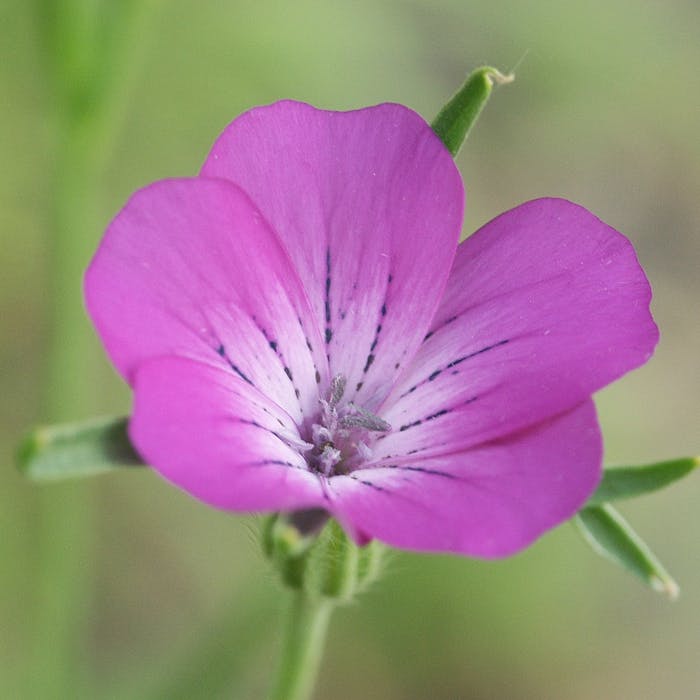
[355, 272, 392, 394]
[423, 314, 458, 342]
[324, 247, 333, 346]
[247, 459, 307, 471]
[299, 315, 323, 389]
[237, 418, 304, 452]
[282, 365, 301, 399]
[395, 395, 478, 433]
[252, 319, 306, 413]
[347, 474, 388, 492]
[216, 344, 254, 386]
[399, 419, 422, 432]
[206, 372, 291, 429]
[399, 339, 509, 399]
[382, 464, 457, 479]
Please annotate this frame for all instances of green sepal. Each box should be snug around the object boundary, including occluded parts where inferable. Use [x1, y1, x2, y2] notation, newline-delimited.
[574, 504, 678, 599]
[356, 538, 384, 593]
[587, 457, 698, 506]
[263, 514, 383, 603]
[314, 519, 359, 600]
[431, 66, 513, 157]
[262, 513, 321, 590]
[17, 415, 144, 481]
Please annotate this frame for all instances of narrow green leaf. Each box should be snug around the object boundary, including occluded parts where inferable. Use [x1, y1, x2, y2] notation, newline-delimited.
[587, 457, 698, 506]
[17, 415, 145, 481]
[574, 504, 679, 599]
[431, 66, 514, 157]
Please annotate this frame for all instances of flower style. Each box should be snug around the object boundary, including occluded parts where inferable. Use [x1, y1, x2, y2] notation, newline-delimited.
[85, 101, 658, 557]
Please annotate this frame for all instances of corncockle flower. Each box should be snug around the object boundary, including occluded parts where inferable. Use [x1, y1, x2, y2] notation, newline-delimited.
[85, 100, 658, 557]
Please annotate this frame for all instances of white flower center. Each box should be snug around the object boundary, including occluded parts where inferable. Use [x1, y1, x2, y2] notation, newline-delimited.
[303, 375, 391, 476]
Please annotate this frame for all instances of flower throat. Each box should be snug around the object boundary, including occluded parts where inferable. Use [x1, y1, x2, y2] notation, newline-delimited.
[304, 375, 391, 477]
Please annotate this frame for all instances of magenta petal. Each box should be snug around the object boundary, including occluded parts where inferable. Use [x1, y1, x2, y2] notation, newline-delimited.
[85, 177, 328, 422]
[201, 101, 464, 409]
[375, 198, 659, 460]
[329, 401, 602, 557]
[130, 356, 326, 512]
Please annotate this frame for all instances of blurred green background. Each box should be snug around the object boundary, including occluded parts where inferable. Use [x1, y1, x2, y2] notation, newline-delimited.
[2, 1, 698, 698]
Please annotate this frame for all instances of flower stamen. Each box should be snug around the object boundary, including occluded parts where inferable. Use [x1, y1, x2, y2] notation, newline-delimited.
[304, 374, 392, 476]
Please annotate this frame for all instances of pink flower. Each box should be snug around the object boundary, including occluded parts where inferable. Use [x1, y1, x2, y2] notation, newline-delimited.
[85, 101, 658, 557]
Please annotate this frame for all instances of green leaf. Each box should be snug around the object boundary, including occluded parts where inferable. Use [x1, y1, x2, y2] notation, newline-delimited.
[17, 415, 145, 481]
[574, 504, 679, 599]
[431, 66, 514, 157]
[587, 457, 698, 506]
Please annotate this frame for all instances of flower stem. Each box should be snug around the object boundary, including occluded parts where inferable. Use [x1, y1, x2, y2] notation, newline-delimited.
[267, 593, 333, 700]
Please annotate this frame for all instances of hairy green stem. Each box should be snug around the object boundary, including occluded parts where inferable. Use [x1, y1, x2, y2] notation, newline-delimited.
[267, 593, 333, 700]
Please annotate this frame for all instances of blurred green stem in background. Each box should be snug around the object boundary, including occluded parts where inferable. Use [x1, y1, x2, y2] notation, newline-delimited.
[29, 2, 158, 697]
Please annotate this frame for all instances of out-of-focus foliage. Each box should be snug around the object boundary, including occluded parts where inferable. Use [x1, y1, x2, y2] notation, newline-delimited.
[1, 1, 698, 698]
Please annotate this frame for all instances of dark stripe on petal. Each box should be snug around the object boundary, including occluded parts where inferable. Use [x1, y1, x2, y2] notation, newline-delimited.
[257, 403, 287, 427]
[248, 459, 307, 472]
[446, 339, 510, 369]
[237, 419, 305, 452]
[293, 319, 322, 389]
[398, 418, 422, 432]
[282, 366, 302, 400]
[385, 464, 456, 479]
[423, 314, 459, 342]
[324, 247, 333, 346]
[355, 273, 393, 394]
[348, 474, 387, 492]
[370, 325, 382, 352]
[425, 408, 449, 421]
[400, 339, 509, 398]
[216, 344, 254, 386]
[396, 397, 477, 433]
